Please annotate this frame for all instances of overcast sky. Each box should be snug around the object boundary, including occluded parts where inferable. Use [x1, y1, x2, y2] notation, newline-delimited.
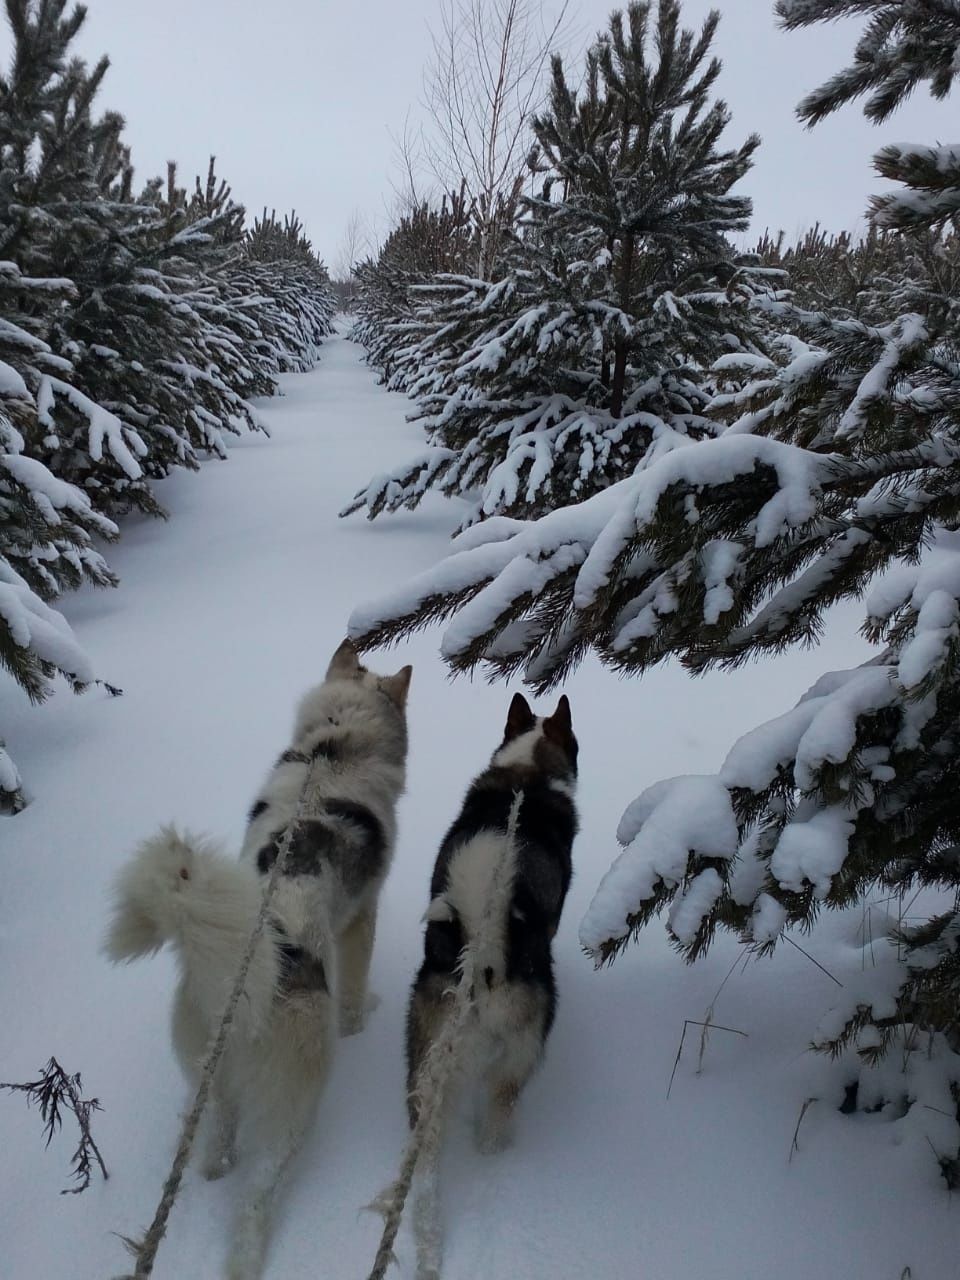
[22, 0, 954, 267]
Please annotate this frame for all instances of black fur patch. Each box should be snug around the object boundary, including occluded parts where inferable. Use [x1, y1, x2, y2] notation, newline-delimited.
[310, 738, 343, 762]
[255, 801, 385, 892]
[505, 879, 559, 1035]
[256, 830, 287, 874]
[541, 732, 578, 775]
[258, 820, 337, 878]
[285, 820, 336, 877]
[422, 916, 465, 976]
[324, 798, 383, 847]
[248, 799, 268, 824]
[276, 939, 328, 996]
[323, 799, 386, 893]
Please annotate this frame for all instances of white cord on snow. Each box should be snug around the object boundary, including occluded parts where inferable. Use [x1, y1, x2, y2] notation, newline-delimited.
[364, 788, 524, 1280]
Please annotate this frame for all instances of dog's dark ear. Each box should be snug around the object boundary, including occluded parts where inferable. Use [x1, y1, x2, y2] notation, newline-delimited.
[380, 665, 412, 708]
[504, 692, 536, 740]
[327, 637, 362, 680]
[543, 695, 574, 747]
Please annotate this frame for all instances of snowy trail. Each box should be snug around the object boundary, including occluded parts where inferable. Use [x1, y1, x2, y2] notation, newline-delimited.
[1, 329, 955, 1280]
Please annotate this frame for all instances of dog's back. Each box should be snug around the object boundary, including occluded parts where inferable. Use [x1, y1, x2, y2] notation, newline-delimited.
[240, 639, 410, 931]
[407, 692, 578, 1135]
[422, 764, 575, 1015]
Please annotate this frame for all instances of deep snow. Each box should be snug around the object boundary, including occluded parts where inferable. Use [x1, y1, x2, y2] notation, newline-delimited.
[1, 329, 955, 1279]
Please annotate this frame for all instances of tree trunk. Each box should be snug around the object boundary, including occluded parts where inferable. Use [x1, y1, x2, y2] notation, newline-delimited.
[610, 232, 635, 417]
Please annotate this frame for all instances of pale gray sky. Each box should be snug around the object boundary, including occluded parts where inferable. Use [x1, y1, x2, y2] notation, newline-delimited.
[16, 0, 954, 266]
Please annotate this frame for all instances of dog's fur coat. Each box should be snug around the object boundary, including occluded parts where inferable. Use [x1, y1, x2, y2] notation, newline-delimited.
[405, 692, 578, 1276]
[104, 639, 411, 1280]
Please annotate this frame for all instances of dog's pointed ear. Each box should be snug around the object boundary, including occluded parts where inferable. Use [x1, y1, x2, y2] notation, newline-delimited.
[504, 691, 536, 741]
[380, 665, 412, 708]
[543, 694, 573, 746]
[326, 637, 362, 680]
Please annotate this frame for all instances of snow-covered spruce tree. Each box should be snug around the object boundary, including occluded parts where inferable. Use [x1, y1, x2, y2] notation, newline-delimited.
[1, 4, 331, 517]
[344, 1, 764, 529]
[240, 208, 336, 370]
[755, 224, 916, 318]
[42, 156, 273, 507]
[0, 263, 117, 812]
[349, 0, 960, 1180]
[1, 7, 254, 511]
[0, 0, 156, 512]
[351, 188, 477, 389]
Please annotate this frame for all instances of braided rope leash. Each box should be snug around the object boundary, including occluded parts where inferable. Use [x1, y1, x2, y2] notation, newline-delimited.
[114, 759, 324, 1280]
[364, 788, 524, 1280]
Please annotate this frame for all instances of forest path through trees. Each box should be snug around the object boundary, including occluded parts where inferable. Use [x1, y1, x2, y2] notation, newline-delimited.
[0, 328, 950, 1280]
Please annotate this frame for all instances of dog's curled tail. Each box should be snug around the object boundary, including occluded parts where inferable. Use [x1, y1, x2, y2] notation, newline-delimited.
[104, 825, 279, 1034]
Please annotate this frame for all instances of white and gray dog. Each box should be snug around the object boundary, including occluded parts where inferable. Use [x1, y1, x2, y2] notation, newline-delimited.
[405, 691, 578, 1277]
[104, 638, 411, 1280]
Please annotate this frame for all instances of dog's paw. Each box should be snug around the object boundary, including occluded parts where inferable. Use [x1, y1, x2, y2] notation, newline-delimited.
[340, 991, 380, 1036]
[200, 1153, 236, 1181]
[339, 1006, 365, 1036]
[474, 1120, 515, 1155]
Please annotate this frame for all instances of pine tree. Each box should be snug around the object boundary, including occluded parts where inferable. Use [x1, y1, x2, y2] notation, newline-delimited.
[240, 209, 336, 370]
[344, 1, 764, 529]
[348, 0, 960, 1179]
[777, 1, 960, 239]
[350, 187, 477, 390]
[754, 224, 920, 318]
[0, 0, 156, 512]
[0, 261, 117, 812]
[0, 5, 334, 517]
[0, 2, 335, 804]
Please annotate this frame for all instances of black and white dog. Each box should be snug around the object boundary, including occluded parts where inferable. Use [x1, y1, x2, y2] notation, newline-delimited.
[407, 688, 578, 1150]
[105, 638, 411, 1280]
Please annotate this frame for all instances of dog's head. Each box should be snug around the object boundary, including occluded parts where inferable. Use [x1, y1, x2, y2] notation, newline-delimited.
[325, 637, 413, 710]
[492, 691, 578, 781]
[293, 639, 412, 744]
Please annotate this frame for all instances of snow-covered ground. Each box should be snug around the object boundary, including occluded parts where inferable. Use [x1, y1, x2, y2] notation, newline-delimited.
[1, 328, 955, 1279]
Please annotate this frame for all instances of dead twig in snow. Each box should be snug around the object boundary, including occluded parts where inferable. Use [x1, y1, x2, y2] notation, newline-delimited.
[2, 1057, 108, 1193]
[788, 1097, 818, 1163]
[667, 1020, 747, 1100]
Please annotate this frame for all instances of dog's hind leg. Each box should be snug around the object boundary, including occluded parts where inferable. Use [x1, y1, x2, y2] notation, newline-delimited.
[227, 1141, 299, 1280]
[406, 967, 464, 1127]
[474, 1016, 544, 1154]
[225, 1096, 316, 1280]
[338, 901, 378, 1036]
[475, 1076, 524, 1154]
[198, 1081, 239, 1181]
[170, 986, 240, 1180]
[226, 1000, 333, 1280]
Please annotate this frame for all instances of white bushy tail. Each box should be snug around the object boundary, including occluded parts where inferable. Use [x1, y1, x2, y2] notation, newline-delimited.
[104, 826, 279, 1038]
